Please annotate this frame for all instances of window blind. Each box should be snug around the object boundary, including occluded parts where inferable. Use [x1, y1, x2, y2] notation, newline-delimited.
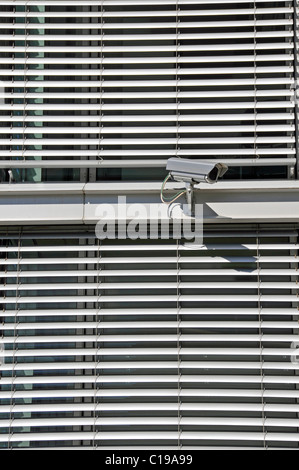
[0, 225, 299, 449]
[0, 0, 297, 177]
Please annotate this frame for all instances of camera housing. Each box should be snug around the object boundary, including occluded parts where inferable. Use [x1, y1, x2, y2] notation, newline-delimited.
[166, 158, 228, 184]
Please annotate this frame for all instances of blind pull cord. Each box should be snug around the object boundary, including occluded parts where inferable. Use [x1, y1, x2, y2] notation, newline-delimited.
[97, 1, 104, 162]
[253, 0, 259, 161]
[257, 232, 267, 449]
[176, 240, 182, 450]
[93, 237, 102, 448]
[175, 0, 180, 158]
[8, 229, 22, 449]
[22, 1, 29, 164]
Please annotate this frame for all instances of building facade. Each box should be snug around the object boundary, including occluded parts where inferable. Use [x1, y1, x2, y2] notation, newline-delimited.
[0, 0, 299, 449]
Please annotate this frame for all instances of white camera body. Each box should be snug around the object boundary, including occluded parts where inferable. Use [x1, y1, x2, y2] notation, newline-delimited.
[166, 158, 228, 184]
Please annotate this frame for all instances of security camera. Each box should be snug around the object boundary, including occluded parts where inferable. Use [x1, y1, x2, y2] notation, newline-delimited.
[162, 158, 228, 216]
[166, 158, 228, 184]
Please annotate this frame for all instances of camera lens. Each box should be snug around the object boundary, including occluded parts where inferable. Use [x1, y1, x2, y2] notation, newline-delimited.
[208, 167, 219, 182]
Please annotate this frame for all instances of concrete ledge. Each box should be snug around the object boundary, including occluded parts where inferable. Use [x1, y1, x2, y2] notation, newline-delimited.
[0, 180, 298, 224]
[1, 180, 299, 195]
